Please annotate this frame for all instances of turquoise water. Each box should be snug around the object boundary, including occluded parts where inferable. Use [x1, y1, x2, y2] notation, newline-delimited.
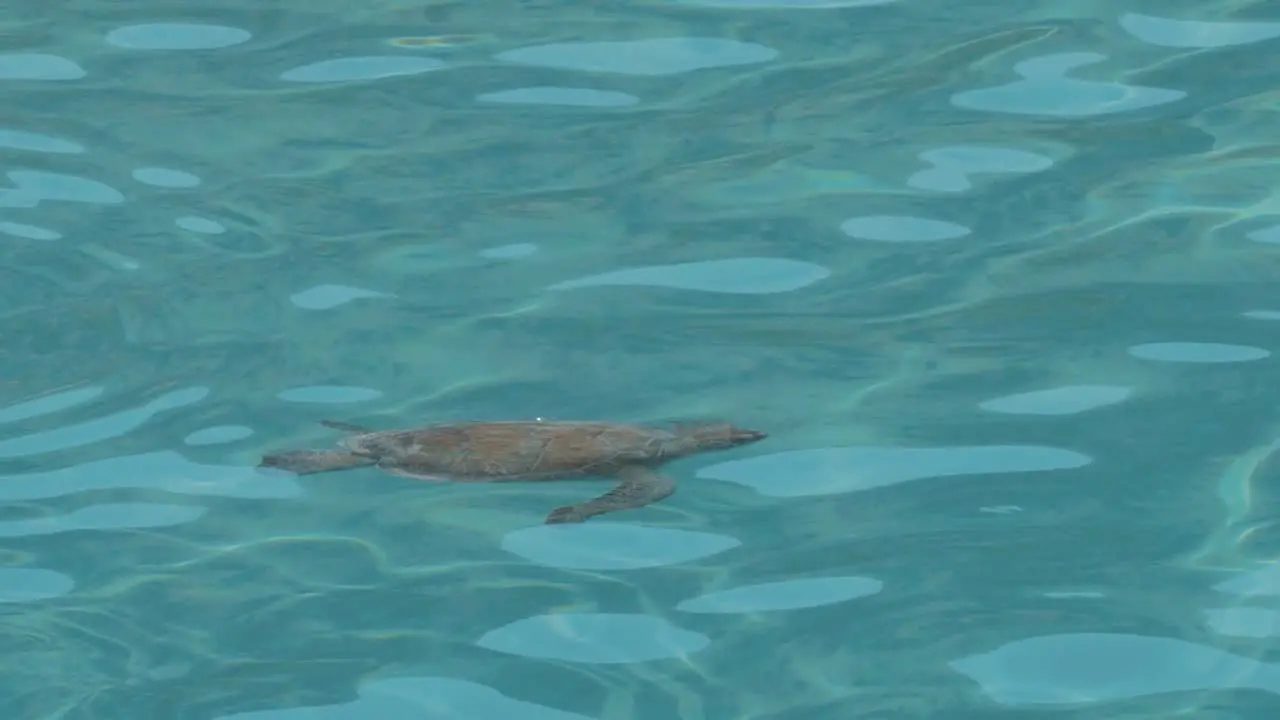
[5, 0, 1280, 716]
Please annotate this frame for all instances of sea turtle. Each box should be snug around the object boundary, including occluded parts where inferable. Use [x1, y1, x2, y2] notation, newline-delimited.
[259, 419, 767, 524]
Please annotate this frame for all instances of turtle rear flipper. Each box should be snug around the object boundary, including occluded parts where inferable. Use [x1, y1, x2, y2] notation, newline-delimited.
[545, 465, 675, 524]
[259, 450, 375, 475]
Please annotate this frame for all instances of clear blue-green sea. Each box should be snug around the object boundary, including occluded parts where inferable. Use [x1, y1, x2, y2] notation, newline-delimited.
[5, 0, 1280, 717]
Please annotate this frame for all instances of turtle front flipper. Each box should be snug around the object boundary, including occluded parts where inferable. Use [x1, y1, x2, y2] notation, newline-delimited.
[259, 450, 376, 475]
[545, 465, 675, 524]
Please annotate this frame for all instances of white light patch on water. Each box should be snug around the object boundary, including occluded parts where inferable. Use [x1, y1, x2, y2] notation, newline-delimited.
[478, 86, 639, 107]
[215, 676, 595, 720]
[183, 425, 254, 446]
[289, 284, 390, 310]
[1247, 224, 1280, 244]
[840, 215, 971, 242]
[0, 221, 60, 240]
[132, 167, 201, 187]
[2, 170, 124, 205]
[280, 57, 445, 83]
[106, 23, 252, 50]
[0, 386, 102, 423]
[0, 128, 84, 153]
[503, 522, 740, 570]
[0, 451, 302, 501]
[1127, 342, 1270, 363]
[477, 613, 710, 664]
[1214, 564, 1280, 597]
[480, 243, 538, 259]
[918, 146, 1054, 173]
[277, 386, 383, 404]
[905, 170, 970, 193]
[0, 503, 206, 537]
[979, 385, 1132, 415]
[677, 576, 883, 614]
[951, 52, 1185, 117]
[698, 445, 1092, 497]
[1120, 13, 1280, 48]
[550, 257, 830, 294]
[496, 38, 778, 76]
[0, 568, 75, 602]
[1204, 607, 1280, 638]
[909, 145, 1053, 192]
[0, 387, 208, 459]
[176, 216, 226, 234]
[1243, 310, 1280, 321]
[949, 633, 1280, 705]
[0, 54, 86, 80]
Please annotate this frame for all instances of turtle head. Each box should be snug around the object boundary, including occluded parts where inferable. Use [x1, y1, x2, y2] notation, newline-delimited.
[675, 422, 767, 452]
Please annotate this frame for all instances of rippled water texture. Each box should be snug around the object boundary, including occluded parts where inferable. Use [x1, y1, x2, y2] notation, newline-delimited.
[4, 0, 1280, 718]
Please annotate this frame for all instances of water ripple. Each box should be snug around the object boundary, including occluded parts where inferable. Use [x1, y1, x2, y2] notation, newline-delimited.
[0, 387, 208, 458]
[0, 568, 75, 602]
[0, 452, 302, 501]
[952, 52, 1185, 116]
[0, 386, 103, 424]
[477, 613, 709, 664]
[496, 38, 778, 75]
[677, 576, 883, 613]
[699, 445, 1092, 497]
[1119, 13, 1280, 48]
[951, 633, 1280, 704]
[216, 677, 594, 720]
[0, 54, 85, 80]
[502, 522, 740, 569]
[978, 385, 1132, 416]
[280, 57, 444, 83]
[105, 23, 252, 51]
[478, 87, 640, 107]
[550, 257, 830, 294]
[0, 503, 206, 537]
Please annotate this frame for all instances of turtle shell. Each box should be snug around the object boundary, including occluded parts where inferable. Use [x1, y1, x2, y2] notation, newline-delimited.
[339, 421, 685, 482]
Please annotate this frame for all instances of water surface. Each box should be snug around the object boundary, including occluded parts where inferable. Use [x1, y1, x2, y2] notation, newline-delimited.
[3, 0, 1280, 718]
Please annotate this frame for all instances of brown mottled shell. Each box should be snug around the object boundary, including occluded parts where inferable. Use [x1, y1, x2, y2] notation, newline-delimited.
[341, 421, 688, 482]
